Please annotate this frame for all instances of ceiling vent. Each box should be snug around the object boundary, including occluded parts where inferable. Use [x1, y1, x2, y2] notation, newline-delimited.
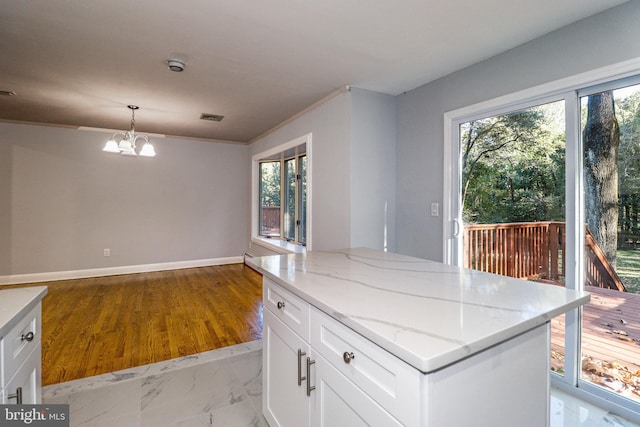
[0, 90, 16, 96]
[200, 113, 224, 122]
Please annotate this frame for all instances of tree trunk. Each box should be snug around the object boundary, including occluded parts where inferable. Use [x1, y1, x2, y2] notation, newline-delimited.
[583, 91, 620, 267]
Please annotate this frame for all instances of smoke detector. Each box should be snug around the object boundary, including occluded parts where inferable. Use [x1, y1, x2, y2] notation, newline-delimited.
[167, 59, 185, 72]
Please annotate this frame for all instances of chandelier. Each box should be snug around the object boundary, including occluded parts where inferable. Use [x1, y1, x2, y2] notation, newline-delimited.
[102, 105, 156, 157]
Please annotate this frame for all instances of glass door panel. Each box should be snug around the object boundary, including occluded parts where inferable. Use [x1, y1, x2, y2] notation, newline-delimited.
[260, 161, 281, 237]
[580, 84, 640, 402]
[284, 158, 296, 241]
[459, 100, 567, 375]
[298, 155, 307, 245]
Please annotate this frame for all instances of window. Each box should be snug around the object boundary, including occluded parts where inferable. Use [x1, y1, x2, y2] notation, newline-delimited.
[259, 161, 280, 237]
[252, 134, 311, 253]
[444, 69, 640, 422]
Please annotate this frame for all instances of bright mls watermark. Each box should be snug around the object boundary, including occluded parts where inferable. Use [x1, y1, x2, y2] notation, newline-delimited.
[1, 405, 69, 426]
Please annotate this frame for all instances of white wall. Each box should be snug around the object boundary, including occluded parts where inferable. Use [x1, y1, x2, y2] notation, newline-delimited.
[396, 1, 640, 262]
[0, 123, 249, 276]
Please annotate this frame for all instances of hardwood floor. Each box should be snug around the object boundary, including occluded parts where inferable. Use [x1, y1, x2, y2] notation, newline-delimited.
[4, 264, 263, 386]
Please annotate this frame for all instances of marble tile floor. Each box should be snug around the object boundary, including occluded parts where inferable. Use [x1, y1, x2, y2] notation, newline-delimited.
[43, 340, 266, 427]
[43, 340, 638, 427]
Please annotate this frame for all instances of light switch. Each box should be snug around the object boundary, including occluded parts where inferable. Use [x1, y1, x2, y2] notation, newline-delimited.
[431, 202, 439, 217]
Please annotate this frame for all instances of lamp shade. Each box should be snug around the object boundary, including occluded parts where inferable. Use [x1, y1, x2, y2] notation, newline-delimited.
[103, 139, 120, 153]
[139, 142, 156, 157]
[118, 137, 135, 155]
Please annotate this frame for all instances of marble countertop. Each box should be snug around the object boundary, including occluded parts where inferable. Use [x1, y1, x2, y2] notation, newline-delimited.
[0, 286, 48, 337]
[247, 247, 590, 373]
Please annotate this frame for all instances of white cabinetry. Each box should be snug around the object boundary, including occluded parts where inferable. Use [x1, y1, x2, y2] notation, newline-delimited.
[263, 279, 311, 427]
[262, 277, 551, 427]
[263, 278, 409, 427]
[1, 302, 43, 405]
[263, 309, 310, 426]
[310, 309, 418, 426]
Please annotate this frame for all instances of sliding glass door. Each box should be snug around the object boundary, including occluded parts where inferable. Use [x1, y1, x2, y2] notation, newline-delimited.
[578, 82, 640, 404]
[447, 75, 640, 415]
[457, 99, 568, 376]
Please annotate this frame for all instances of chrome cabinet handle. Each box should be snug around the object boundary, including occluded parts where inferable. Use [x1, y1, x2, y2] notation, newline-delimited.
[22, 331, 35, 342]
[276, 301, 285, 310]
[297, 349, 307, 386]
[306, 357, 316, 396]
[343, 351, 355, 364]
[8, 387, 23, 404]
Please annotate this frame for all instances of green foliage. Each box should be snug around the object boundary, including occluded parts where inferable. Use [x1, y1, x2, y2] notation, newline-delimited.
[461, 102, 566, 224]
[461, 87, 640, 250]
[260, 161, 280, 207]
[617, 91, 640, 198]
[617, 249, 640, 294]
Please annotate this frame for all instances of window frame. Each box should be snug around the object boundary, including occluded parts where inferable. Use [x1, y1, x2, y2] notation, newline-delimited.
[251, 133, 312, 254]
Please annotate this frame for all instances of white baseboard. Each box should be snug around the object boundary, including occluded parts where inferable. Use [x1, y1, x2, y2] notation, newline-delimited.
[0, 256, 244, 286]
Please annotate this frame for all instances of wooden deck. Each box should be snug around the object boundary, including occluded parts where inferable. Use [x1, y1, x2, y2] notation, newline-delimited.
[550, 285, 640, 401]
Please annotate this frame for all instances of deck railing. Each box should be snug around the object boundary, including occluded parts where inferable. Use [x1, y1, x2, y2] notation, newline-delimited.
[464, 221, 625, 291]
[260, 206, 280, 235]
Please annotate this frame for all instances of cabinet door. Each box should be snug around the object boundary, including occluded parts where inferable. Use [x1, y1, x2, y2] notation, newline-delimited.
[263, 309, 310, 427]
[2, 346, 41, 405]
[311, 354, 402, 427]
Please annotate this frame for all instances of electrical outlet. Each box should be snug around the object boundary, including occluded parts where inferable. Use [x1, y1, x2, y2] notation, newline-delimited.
[431, 202, 439, 217]
[103, 248, 110, 257]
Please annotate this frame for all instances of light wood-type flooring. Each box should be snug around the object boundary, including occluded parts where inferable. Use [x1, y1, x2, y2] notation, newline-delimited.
[4, 264, 263, 386]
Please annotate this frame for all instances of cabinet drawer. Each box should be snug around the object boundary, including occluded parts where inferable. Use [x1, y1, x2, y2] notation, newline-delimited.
[310, 309, 420, 426]
[264, 278, 309, 341]
[1, 304, 41, 386]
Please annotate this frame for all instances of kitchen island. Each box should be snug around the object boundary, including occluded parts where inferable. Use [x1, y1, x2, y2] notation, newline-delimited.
[0, 286, 47, 405]
[247, 248, 590, 427]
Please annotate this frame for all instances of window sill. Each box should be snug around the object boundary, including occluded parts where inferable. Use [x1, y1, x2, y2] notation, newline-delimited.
[252, 237, 307, 255]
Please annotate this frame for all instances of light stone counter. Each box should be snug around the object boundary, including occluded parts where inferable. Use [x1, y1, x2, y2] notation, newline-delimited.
[247, 247, 589, 374]
[0, 286, 47, 338]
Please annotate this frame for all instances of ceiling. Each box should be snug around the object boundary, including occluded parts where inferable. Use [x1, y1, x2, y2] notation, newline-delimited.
[0, 0, 628, 143]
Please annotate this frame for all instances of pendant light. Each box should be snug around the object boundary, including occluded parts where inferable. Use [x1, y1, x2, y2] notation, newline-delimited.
[103, 105, 156, 157]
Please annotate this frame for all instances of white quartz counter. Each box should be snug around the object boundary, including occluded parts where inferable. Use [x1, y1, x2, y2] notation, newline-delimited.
[0, 286, 48, 337]
[247, 247, 590, 373]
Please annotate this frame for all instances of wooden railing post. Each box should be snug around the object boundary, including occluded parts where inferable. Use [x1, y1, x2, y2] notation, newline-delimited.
[549, 223, 559, 281]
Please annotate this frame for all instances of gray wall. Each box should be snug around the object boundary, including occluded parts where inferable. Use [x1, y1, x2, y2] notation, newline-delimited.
[248, 88, 397, 256]
[0, 139, 10, 274]
[248, 91, 352, 256]
[350, 88, 397, 252]
[396, 1, 640, 262]
[1, 123, 249, 276]
[5, 1, 638, 273]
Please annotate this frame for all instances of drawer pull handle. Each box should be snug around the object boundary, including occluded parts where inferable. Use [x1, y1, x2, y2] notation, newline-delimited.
[297, 349, 307, 386]
[343, 351, 355, 364]
[276, 301, 285, 310]
[8, 387, 23, 404]
[306, 357, 316, 396]
[21, 331, 35, 342]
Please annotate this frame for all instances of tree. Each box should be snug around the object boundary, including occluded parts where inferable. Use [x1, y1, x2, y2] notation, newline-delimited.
[461, 105, 565, 224]
[583, 91, 620, 267]
[616, 91, 640, 242]
[260, 161, 280, 207]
